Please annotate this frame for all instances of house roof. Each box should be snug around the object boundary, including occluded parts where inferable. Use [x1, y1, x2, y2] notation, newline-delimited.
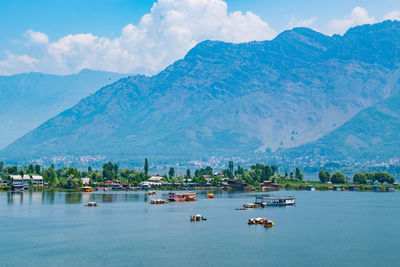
[31, 175, 43, 180]
[10, 175, 23, 180]
[148, 176, 163, 182]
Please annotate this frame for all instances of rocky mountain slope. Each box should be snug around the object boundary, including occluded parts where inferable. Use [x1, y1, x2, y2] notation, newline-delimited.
[2, 21, 400, 163]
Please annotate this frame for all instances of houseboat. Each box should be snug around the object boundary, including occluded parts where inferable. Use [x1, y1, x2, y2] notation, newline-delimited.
[168, 192, 197, 201]
[255, 196, 296, 207]
[11, 184, 24, 191]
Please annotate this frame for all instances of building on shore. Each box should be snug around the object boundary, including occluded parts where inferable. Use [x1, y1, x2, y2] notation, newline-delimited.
[31, 175, 44, 186]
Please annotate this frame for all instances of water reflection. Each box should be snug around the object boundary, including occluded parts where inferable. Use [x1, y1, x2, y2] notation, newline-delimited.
[65, 192, 83, 204]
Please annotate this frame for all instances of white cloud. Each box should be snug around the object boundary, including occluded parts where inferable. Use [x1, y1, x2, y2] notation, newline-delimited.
[25, 30, 49, 45]
[383, 10, 400, 21]
[325, 6, 375, 35]
[286, 16, 317, 30]
[0, 0, 276, 75]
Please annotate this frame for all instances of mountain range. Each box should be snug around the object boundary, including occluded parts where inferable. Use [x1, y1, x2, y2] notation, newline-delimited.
[2, 21, 400, 165]
[0, 69, 127, 149]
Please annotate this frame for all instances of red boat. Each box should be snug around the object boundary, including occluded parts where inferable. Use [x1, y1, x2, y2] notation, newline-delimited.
[168, 192, 197, 201]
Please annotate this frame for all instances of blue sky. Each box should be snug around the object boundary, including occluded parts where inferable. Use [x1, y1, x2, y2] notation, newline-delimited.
[1, 0, 400, 75]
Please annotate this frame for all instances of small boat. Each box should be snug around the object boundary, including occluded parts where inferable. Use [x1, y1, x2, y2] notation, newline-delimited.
[145, 191, 156, 195]
[168, 192, 197, 201]
[190, 214, 207, 222]
[264, 220, 275, 228]
[206, 193, 215, 199]
[82, 186, 94, 192]
[150, 199, 168, 204]
[235, 207, 246, 210]
[248, 217, 267, 225]
[243, 203, 259, 208]
[85, 201, 99, 207]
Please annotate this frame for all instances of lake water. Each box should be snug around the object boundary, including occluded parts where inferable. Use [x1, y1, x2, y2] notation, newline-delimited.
[0, 190, 399, 267]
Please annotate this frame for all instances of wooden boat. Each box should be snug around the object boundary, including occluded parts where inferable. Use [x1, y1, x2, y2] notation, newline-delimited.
[264, 220, 275, 228]
[235, 207, 246, 210]
[150, 199, 168, 204]
[82, 186, 94, 192]
[206, 193, 215, 199]
[190, 214, 207, 222]
[85, 201, 99, 207]
[248, 217, 267, 225]
[243, 203, 259, 208]
[145, 191, 156, 195]
[168, 192, 197, 202]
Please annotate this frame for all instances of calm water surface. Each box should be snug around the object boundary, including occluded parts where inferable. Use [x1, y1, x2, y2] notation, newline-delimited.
[0, 190, 399, 267]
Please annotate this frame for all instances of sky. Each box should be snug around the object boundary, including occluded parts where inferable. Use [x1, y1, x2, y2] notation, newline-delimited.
[1, 0, 400, 76]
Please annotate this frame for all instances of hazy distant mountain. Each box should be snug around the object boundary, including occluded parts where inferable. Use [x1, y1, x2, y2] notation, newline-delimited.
[0, 69, 128, 148]
[281, 94, 400, 161]
[2, 21, 400, 163]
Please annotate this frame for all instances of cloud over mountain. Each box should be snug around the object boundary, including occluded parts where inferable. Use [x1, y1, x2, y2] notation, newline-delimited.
[1, 1, 399, 76]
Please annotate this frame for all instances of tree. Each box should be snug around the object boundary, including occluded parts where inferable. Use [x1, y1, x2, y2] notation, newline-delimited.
[186, 169, 191, 179]
[102, 162, 115, 180]
[169, 167, 175, 178]
[228, 161, 234, 173]
[353, 173, 367, 184]
[144, 158, 149, 176]
[0, 161, 3, 172]
[34, 164, 41, 174]
[295, 168, 303, 181]
[65, 167, 81, 178]
[88, 166, 92, 173]
[375, 172, 395, 184]
[319, 171, 331, 183]
[223, 168, 234, 179]
[365, 173, 375, 183]
[331, 172, 346, 184]
[290, 172, 294, 179]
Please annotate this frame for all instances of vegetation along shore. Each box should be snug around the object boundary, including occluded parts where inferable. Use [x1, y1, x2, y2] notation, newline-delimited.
[0, 160, 397, 192]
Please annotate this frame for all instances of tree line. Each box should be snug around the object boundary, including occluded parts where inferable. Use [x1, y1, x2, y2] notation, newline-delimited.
[319, 170, 395, 184]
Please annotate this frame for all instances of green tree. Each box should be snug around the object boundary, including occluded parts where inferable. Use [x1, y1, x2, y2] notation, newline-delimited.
[28, 164, 35, 174]
[223, 168, 234, 179]
[0, 161, 3, 172]
[168, 167, 175, 178]
[65, 167, 81, 178]
[331, 172, 346, 184]
[144, 158, 149, 176]
[353, 173, 367, 184]
[228, 161, 234, 173]
[34, 164, 41, 174]
[295, 168, 303, 180]
[365, 173, 375, 183]
[102, 162, 115, 180]
[88, 166, 92, 173]
[375, 172, 395, 184]
[186, 169, 191, 179]
[319, 171, 331, 183]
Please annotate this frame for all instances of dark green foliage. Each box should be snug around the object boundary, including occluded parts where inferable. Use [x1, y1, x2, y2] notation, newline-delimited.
[186, 169, 191, 179]
[0, 161, 3, 172]
[331, 172, 346, 184]
[144, 158, 149, 176]
[295, 168, 303, 181]
[365, 172, 375, 183]
[318, 171, 331, 183]
[223, 169, 234, 179]
[34, 164, 41, 174]
[169, 167, 175, 178]
[194, 166, 213, 177]
[228, 161, 234, 173]
[353, 173, 367, 184]
[102, 162, 116, 180]
[374, 172, 395, 184]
